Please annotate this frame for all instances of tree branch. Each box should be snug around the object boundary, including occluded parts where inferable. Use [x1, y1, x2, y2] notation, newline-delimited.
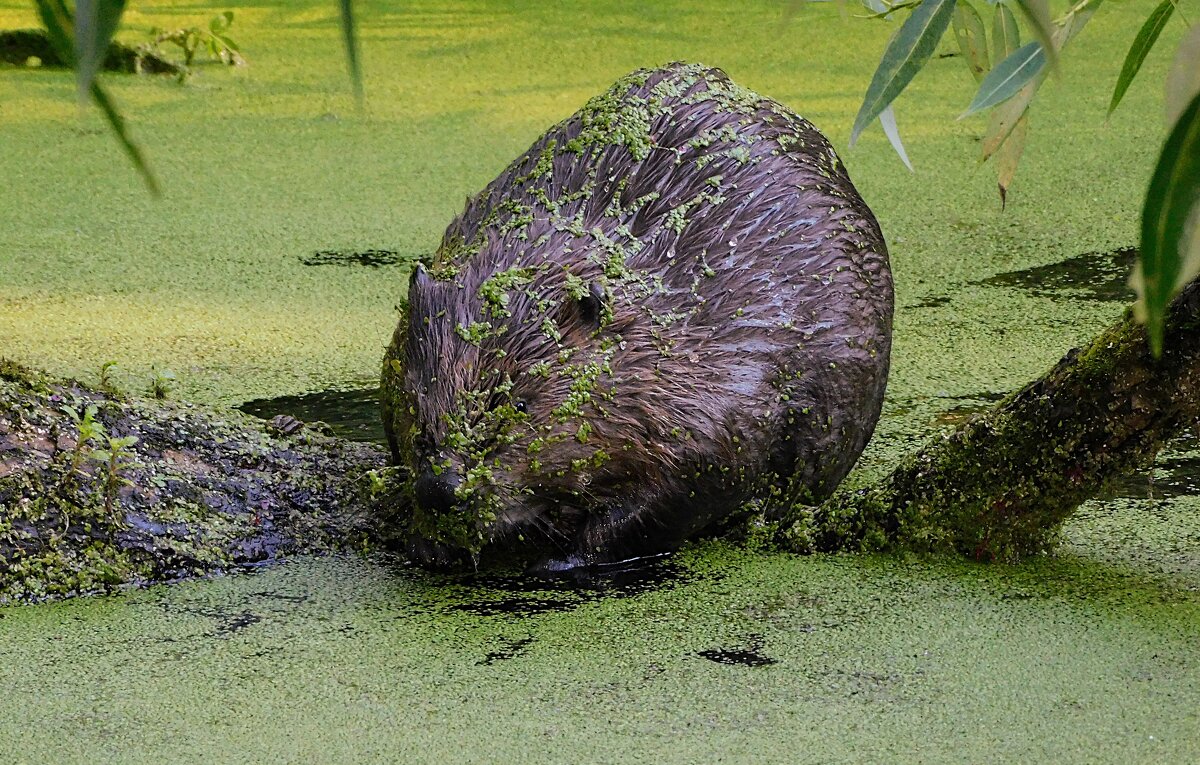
[779, 277, 1200, 560]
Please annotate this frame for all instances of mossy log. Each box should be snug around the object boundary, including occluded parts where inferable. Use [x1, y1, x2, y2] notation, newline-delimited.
[0, 361, 383, 602]
[779, 277, 1200, 560]
[0, 29, 182, 75]
[2, 278, 1198, 602]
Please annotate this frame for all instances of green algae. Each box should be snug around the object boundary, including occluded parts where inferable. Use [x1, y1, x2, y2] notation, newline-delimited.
[1, 545, 1198, 763]
[0, 0, 1198, 759]
[0, 0, 1172, 407]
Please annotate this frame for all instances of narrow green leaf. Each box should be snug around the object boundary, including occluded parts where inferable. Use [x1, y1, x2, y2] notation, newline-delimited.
[90, 81, 161, 197]
[1052, 0, 1103, 48]
[961, 40, 1045, 117]
[850, 0, 956, 147]
[214, 33, 241, 53]
[1104, 0, 1171, 116]
[995, 112, 1028, 208]
[878, 104, 914, 171]
[981, 76, 1040, 160]
[1166, 25, 1200, 127]
[1012, 0, 1058, 74]
[991, 3, 1019, 60]
[1138, 89, 1200, 356]
[952, 1, 990, 82]
[74, 0, 127, 103]
[32, 0, 75, 62]
[337, 0, 364, 105]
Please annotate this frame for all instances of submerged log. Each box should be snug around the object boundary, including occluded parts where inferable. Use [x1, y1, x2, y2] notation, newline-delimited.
[2, 277, 1198, 601]
[778, 277, 1200, 559]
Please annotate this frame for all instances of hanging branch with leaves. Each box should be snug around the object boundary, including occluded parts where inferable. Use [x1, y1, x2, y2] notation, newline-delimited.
[849, 0, 1199, 356]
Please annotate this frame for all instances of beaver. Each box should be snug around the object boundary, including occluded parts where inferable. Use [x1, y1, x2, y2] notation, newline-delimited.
[381, 62, 893, 571]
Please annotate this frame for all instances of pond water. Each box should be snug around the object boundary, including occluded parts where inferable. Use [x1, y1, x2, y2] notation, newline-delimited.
[2, 545, 1199, 763]
[2, 0, 1198, 761]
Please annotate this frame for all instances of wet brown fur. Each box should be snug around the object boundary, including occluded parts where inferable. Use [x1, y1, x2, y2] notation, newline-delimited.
[382, 63, 893, 570]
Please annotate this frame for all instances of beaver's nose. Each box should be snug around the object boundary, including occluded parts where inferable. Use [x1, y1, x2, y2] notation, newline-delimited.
[414, 468, 461, 515]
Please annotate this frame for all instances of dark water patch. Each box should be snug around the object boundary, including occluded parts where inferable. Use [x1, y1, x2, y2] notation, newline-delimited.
[909, 294, 953, 310]
[439, 554, 700, 618]
[300, 249, 407, 268]
[981, 247, 1137, 302]
[477, 636, 535, 666]
[214, 609, 262, 636]
[698, 634, 777, 667]
[454, 595, 579, 617]
[238, 387, 386, 445]
[1111, 430, 1200, 500]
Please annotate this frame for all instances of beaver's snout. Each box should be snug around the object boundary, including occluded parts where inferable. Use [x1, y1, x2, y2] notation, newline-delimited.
[414, 467, 461, 516]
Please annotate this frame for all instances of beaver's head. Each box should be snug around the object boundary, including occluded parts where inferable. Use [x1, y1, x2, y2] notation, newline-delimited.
[382, 261, 638, 567]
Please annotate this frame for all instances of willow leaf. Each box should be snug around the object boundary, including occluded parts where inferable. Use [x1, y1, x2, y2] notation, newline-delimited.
[953, 1, 990, 82]
[90, 82, 160, 196]
[337, 0, 363, 104]
[981, 76, 1040, 160]
[961, 41, 1045, 117]
[1109, 0, 1175, 117]
[878, 104, 913, 171]
[995, 113, 1028, 208]
[850, 0, 956, 147]
[1138, 89, 1200, 356]
[32, 0, 74, 61]
[991, 3, 1019, 60]
[74, 0, 126, 103]
[1012, 0, 1057, 74]
[1166, 26, 1200, 127]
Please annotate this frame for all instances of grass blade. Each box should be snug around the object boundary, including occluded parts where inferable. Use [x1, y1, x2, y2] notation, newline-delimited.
[961, 41, 1045, 117]
[90, 81, 160, 196]
[337, 0, 363, 105]
[991, 3, 1020, 60]
[1138, 89, 1200, 356]
[952, 1, 990, 82]
[74, 0, 126, 103]
[878, 104, 914, 171]
[850, 0, 956, 146]
[1110, 0, 1175, 117]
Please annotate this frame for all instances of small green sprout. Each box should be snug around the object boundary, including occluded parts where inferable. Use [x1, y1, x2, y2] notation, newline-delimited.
[89, 435, 140, 523]
[149, 367, 176, 400]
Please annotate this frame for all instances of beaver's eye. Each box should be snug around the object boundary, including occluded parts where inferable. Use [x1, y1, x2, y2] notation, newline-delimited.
[515, 400, 528, 414]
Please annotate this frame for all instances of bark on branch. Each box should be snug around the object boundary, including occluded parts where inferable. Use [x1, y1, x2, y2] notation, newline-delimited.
[779, 278, 1200, 560]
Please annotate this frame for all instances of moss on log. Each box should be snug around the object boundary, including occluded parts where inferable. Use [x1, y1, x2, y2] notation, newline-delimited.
[0, 361, 384, 602]
[780, 278, 1200, 560]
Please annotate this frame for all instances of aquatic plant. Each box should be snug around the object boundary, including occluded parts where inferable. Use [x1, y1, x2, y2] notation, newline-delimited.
[147, 11, 244, 69]
[62, 403, 105, 485]
[88, 434, 139, 523]
[97, 360, 119, 395]
[149, 367, 176, 400]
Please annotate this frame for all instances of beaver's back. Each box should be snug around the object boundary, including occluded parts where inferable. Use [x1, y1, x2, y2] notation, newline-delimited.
[430, 63, 891, 505]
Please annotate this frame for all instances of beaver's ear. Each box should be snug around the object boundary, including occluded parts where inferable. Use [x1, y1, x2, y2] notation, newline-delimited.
[563, 281, 609, 330]
[409, 265, 433, 291]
